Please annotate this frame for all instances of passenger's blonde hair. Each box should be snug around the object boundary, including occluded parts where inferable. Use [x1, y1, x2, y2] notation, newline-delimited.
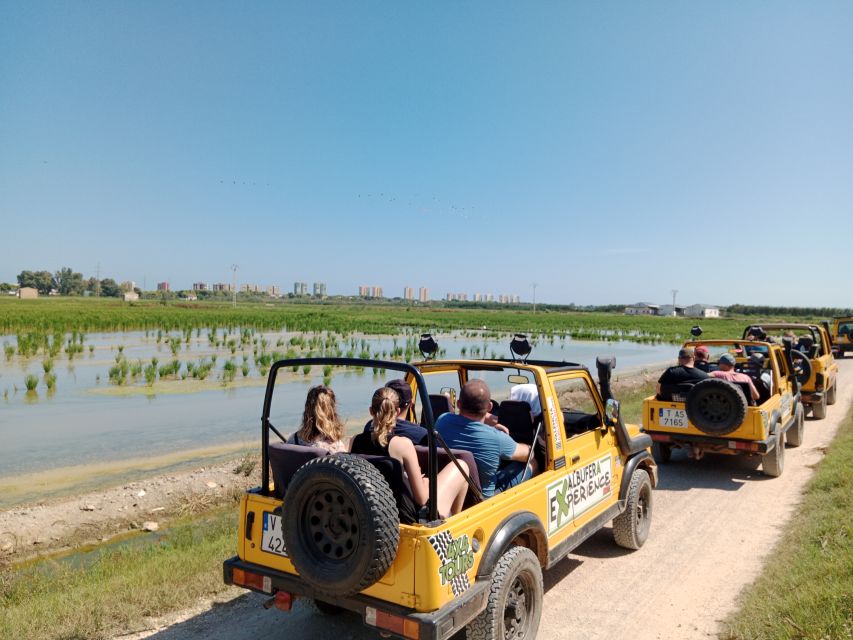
[371, 387, 399, 447]
[298, 385, 344, 444]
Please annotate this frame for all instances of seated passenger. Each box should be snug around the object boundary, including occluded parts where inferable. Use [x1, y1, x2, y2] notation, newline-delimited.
[362, 379, 428, 445]
[436, 380, 536, 497]
[287, 385, 347, 453]
[351, 388, 468, 517]
[710, 354, 759, 402]
[656, 347, 709, 397]
[693, 345, 711, 372]
[748, 353, 772, 391]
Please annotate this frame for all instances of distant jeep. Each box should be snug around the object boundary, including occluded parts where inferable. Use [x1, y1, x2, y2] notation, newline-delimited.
[742, 324, 838, 419]
[223, 337, 656, 640]
[830, 316, 853, 358]
[642, 339, 805, 477]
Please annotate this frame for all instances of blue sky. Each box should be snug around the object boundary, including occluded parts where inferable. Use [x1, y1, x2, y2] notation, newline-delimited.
[1, 2, 851, 306]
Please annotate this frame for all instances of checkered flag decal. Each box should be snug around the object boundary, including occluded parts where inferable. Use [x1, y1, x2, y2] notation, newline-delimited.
[428, 531, 471, 596]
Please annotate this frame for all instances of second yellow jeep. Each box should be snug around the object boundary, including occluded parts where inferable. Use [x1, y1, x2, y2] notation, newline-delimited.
[642, 339, 805, 477]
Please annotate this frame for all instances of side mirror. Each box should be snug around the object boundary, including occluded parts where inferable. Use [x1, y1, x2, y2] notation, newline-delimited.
[439, 386, 457, 410]
[605, 399, 620, 426]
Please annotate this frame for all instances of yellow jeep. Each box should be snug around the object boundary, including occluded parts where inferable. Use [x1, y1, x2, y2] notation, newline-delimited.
[830, 316, 853, 358]
[642, 339, 805, 477]
[223, 336, 657, 639]
[742, 324, 838, 419]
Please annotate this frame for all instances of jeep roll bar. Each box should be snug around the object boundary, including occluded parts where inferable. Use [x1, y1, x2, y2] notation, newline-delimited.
[261, 358, 443, 522]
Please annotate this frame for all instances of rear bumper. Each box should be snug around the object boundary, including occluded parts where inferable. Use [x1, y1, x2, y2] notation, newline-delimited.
[647, 431, 779, 454]
[223, 556, 489, 640]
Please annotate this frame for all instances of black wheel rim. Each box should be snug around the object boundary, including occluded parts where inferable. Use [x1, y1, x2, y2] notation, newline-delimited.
[504, 573, 533, 640]
[697, 391, 732, 424]
[301, 482, 359, 562]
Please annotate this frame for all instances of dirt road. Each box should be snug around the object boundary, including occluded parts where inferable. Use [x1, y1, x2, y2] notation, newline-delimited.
[119, 360, 853, 640]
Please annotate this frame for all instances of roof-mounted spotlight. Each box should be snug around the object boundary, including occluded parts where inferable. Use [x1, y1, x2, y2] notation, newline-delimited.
[509, 334, 532, 362]
[418, 333, 438, 360]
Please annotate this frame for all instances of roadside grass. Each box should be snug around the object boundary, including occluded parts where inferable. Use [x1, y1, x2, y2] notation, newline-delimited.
[612, 376, 657, 425]
[0, 508, 238, 640]
[721, 407, 853, 640]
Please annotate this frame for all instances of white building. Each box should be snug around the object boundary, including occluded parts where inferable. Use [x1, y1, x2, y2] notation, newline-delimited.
[685, 304, 720, 318]
[624, 302, 660, 315]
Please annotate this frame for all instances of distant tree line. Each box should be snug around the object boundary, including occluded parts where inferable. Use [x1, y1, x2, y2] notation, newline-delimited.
[727, 304, 853, 318]
[15, 268, 128, 297]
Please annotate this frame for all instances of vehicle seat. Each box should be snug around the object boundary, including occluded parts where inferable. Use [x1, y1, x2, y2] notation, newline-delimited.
[415, 445, 481, 508]
[497, 400, 536, 445]
[421, 393, 453, 425]
[733, 381, 757, 407]
[268, 442, 328, 498]
[657, 382, 697, 402]
[354, 454, 419, 525]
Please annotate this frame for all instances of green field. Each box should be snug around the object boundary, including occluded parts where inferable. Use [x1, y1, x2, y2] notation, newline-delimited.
[0, 297, 818, 344]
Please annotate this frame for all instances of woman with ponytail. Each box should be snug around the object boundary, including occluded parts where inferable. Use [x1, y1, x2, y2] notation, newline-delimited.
[350, 387, 469, 518]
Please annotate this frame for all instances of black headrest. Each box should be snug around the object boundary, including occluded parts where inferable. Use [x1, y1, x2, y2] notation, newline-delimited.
[268, 442, 328, 498]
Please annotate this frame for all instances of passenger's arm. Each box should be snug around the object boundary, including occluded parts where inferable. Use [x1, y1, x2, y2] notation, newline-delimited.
[509, 442, 531, 463]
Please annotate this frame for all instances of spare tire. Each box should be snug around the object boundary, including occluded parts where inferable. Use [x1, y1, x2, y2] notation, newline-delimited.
[686, 378, 748, 436]
[283, 454, 399, 597]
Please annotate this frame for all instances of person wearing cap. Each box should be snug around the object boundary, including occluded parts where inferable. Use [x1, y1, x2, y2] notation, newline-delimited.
[710, 353, 760, 402]
[362, 379, 429, 445]
[747, 352, 773, 392]
[656, 347, 710, 397]
[694, 345, 711, 372]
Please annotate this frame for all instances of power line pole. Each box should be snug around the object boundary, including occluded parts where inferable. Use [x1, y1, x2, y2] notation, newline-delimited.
[671, 289, 678, 317]
[532, 283, 538, 314]
[95, 263, 101, 297]
[231, 264, 239, 308]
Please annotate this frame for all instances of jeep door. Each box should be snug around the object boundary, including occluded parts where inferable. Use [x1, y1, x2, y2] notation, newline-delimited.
[545, 373, 620, 538]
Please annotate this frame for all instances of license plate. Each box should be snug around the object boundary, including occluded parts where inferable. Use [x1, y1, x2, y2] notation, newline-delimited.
[261, 512, 288, 557]
[658, 408, 688, 428]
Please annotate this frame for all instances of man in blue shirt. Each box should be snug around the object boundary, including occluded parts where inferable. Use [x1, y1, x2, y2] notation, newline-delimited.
[362, 378, 428, 445]
[436, 380, 534, 497]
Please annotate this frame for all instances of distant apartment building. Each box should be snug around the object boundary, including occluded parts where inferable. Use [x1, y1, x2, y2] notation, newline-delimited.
[359, 285, 383, 297]
[473, 293, 493, 302]
[498, 294, 519, 304]
[268, 285, 281, 297]
[418, 287, 429, 302]
[212, 282, 233, 293]
[121, 280, 136, 292]
[371, 286, 383, 298]
[313, 282, 327, 297]
[157, 282, 169, 292]
[294, 282, 308, 296]
[192, 282, 209, 292]
[446, 292, 468, 302]
[240, 284, 262, 294]
[403, 287, 413, 300]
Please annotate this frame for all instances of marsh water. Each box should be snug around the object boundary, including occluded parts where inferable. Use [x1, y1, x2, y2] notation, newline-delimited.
[0, 330, 674, 506]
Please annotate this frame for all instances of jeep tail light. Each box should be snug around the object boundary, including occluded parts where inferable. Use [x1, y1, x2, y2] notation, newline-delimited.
[365, 606, 420, 639]
[728, 441, 759, 452]
[232, 568, 272, 593]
